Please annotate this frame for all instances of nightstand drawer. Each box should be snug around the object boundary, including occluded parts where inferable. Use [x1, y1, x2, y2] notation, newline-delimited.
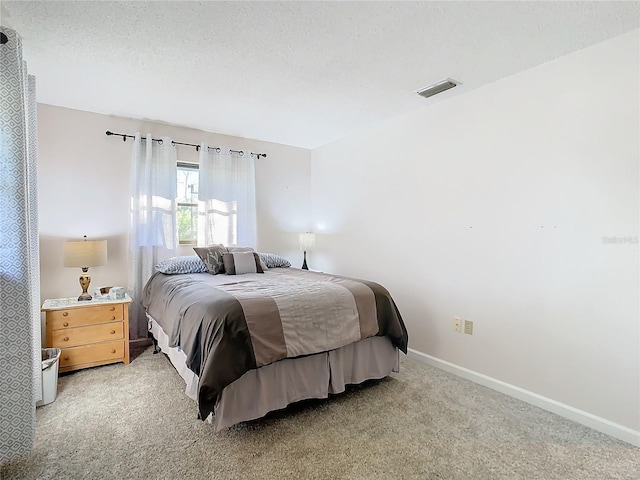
[51, 321, 124, 348]
[48, 303, 124, 329]
[59, 341, 124, 369]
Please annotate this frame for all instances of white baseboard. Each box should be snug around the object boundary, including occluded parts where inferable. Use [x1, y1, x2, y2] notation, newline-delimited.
[407, 348, 640, 448]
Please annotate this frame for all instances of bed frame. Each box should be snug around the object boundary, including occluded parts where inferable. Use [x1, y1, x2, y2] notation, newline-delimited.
[148, 316, 400, 430]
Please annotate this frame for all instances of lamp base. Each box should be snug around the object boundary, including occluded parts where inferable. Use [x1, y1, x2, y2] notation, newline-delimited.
[78, 292, 92, 302]
[78, 274, 92, 301]
[301, 251, 308, 270]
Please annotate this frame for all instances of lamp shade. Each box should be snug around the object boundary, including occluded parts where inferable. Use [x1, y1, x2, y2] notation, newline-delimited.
[298, 233, 316, 251]
[63, 240, 107, 268]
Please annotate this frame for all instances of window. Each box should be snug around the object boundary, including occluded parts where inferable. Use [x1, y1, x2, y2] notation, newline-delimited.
[176, 162, 199, 245]
[179, 150, 256, 247]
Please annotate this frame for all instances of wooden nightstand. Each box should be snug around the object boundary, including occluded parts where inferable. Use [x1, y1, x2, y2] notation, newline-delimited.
[42, 294, 132, 373]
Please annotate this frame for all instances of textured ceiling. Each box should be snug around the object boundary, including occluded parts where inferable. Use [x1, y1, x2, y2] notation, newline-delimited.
[2, 1, 639, 148]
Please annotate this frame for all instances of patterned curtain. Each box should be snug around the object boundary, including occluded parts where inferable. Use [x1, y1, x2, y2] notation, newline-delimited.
[0, 26, 41, 462]
[128, 134, 178, 339]
[198, 146, 256, 247]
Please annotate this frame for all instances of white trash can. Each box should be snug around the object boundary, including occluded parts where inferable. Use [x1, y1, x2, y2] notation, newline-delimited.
[36, 348, 61, 407]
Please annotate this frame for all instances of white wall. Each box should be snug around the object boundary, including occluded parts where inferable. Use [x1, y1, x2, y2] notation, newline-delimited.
[37, 105, 311, 338]
[310, 30, 639, 434]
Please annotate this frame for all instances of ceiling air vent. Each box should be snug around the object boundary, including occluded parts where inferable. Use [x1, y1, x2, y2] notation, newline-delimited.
[416, 79, 458, 99]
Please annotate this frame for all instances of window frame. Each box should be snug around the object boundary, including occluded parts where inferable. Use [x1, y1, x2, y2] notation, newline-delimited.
[176, 161, 199, 246]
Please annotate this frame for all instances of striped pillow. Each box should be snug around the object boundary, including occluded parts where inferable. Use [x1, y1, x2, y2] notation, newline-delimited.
[155, 256, 207, 274]
[258, 252, 291, 268]
[222, 252, 264, 275]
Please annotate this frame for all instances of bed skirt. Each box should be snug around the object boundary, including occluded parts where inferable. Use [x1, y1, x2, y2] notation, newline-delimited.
[148, 315, 400, 430]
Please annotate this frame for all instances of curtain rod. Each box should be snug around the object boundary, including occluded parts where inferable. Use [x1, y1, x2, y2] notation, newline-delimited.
[105, 131, 267, 158]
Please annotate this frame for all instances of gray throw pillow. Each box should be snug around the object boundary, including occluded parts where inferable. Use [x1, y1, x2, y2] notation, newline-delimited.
[228, 246, 268, 270]
[222, 252, 264, 275]
[193, 244, 228, 274]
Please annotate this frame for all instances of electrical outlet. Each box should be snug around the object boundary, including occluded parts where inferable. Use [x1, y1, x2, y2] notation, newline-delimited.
[452, 317, 462, 333]
[464, 319, 473, 335]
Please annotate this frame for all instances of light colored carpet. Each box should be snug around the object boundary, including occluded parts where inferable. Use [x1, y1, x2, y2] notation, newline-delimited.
[2, 347, 638, 479]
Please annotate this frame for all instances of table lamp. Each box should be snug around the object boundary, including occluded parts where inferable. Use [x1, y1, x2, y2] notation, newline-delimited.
[298, 232, 316, 270]
[63, 236, 107, 301]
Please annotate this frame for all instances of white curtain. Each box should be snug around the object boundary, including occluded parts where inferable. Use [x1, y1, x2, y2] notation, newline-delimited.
[0, 26, 41, 462]
[198, 146, 256, 247]
[128, 134, 178, 339]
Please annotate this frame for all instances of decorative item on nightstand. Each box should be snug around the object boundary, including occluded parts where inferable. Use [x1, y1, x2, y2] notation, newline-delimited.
[298, 232, 316, 270]
[63, 236, 107, 301]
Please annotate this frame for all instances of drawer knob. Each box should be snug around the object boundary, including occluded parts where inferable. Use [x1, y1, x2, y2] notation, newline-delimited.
[110, 349, 116, 354]
[63, 322, 69, 327]
[63, 336, 69, 342]
[64, 356, 69, 361]
[111, 316, 116, 320]
[110, 307, 115, 311]
[110, 330, 116, 335]
[62, 312, 68, 317]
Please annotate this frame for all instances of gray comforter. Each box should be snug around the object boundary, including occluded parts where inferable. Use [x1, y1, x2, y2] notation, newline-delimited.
[142, 268, 408, 420]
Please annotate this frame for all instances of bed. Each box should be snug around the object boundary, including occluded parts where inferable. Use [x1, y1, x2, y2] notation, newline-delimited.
[142, 251, 408, 431]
